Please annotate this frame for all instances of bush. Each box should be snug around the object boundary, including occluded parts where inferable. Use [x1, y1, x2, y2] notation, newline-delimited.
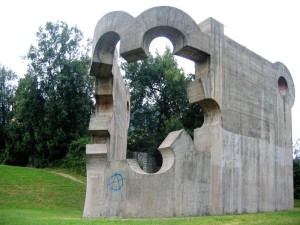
[294, 139, 300, 199]
[294, 158, 300, 199]
[61, 137, 91, 176]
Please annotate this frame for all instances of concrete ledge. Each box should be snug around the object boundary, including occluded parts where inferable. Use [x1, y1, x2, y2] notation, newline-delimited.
[89, 114, 111, 135]
[86, 144, 107, 155]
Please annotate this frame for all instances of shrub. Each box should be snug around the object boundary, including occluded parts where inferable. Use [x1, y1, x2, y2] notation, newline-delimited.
[294, 158, 300, 199]
[61, 136, 91, 176]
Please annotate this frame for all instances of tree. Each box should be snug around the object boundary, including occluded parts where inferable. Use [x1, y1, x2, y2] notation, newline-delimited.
[27, 21, 94, 164]
[294, 139, 300, 199]
[122, 48, 203, 164]
[4, 21, 94, 166]
[4, 74, 44, 166]
[0, 65, 17, 162]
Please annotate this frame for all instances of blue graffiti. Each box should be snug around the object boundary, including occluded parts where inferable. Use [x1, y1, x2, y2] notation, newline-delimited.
[107, 172, 125, 191]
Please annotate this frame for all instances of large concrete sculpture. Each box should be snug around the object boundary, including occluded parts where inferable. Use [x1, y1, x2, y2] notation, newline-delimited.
[83, 6, 295, 218]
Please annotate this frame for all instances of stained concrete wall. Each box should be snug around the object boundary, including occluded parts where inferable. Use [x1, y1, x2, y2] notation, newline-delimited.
[83, 6, 295, 218]
[219, 35, 294, 213]
[84, 130, 211, 218]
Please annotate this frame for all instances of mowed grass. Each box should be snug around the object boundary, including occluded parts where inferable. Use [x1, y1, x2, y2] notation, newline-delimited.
[0, 165, 300, 225]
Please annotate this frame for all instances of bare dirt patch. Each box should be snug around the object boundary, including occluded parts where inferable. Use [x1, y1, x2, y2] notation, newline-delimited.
[51, 172, 85, 184]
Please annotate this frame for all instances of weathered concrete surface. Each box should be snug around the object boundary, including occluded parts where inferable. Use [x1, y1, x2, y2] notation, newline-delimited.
[83, 6, 295, 218]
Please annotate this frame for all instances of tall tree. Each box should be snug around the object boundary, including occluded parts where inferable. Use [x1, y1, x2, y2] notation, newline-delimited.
[0, 65, 17, 162]
[5, 21, 94, 166]
[122, 48, 203, 162]
[28, 21, 94, 164]
[4, 74, 44, 165]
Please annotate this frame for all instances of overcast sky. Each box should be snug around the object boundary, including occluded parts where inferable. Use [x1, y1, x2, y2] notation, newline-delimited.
[1, 0, 299, 142]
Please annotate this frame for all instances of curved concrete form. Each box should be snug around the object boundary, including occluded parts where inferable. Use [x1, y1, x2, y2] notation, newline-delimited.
[136, 6, 210, 62]
[83, 6, 295, 218]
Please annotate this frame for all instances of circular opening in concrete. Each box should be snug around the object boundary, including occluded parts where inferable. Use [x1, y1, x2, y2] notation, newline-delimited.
[197, 99, 221, 127]
[128, 150, 165, 174]
[149, 37, 195, 75]
[278, 76, 288, 96]
[149, 37, 173, 54]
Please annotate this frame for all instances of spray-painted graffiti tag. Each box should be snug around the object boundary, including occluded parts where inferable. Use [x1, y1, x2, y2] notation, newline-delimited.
[107, 172, 125, 191]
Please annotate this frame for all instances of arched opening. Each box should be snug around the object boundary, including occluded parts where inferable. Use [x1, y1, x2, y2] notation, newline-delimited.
[278, 76, 288, 96]
[143, 26, 185, 56]
[94, 31, 120, 64]
[90, 31, 120, 77]
[197, 98, 221, 127]
[149, 37, 195, 75]
[126, 36, 202, 174]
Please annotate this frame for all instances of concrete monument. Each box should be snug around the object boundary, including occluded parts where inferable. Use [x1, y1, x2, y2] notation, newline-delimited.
[83, 6, 295, 218]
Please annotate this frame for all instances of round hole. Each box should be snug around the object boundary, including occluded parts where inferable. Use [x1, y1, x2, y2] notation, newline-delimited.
[278, 76, 288, 96]
[149, 37, 195, 75]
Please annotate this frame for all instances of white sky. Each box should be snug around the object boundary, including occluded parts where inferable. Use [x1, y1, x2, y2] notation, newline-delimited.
[0, 0, 299, 142]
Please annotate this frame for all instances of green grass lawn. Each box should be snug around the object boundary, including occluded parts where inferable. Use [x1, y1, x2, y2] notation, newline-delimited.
[0, 165, 299, 225]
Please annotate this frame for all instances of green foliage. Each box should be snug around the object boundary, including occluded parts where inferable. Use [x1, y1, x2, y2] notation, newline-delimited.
[0, 65, 17, 163]
[61, 137, 91, 176]
[122, 48, 203, 160]
[3, 21, 94, 167]
[295, 161, 300, 199]
[3, 74, 45, 166]
[294, 139, 300, 199]
[1, 165, 300, 224]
